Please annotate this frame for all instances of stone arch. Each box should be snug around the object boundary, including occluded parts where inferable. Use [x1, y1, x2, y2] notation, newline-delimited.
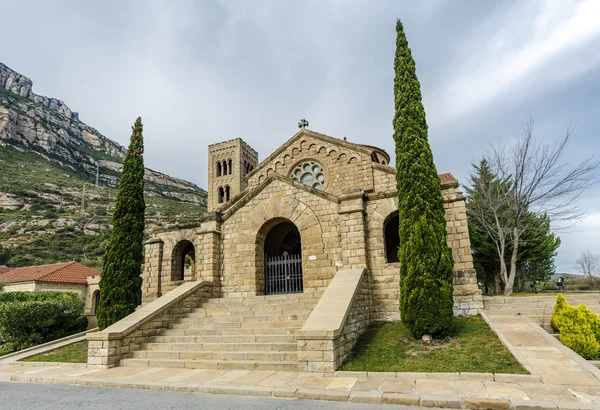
[368, 197, 399, 261]
[171, 239, 196, 281]
[348, 156, 358, 164]
[257, 218, 303, 295]
[216, 162, 222, 177]
[92, 290, 100, 315]
[383, 211, 399, 263]
[240, 195, 323, 295]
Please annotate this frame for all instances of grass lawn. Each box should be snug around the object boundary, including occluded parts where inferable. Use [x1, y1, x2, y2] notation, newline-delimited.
[20, 341, 88, 363]
[340, 316, 527, 374]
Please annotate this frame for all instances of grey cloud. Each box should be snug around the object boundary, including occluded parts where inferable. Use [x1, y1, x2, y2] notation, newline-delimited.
[1, 0, 598, 272]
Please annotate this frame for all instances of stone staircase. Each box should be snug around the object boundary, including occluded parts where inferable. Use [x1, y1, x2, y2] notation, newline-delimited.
[484, 293, 600, 325]
[120, 292, 320, 371]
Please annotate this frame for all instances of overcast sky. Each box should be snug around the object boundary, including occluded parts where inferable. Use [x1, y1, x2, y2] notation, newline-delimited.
[1, 0, 599, 273]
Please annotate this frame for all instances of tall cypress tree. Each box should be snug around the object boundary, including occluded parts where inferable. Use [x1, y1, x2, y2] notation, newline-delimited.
[394, 20, 454, 337]
[97, 117, 145, 330]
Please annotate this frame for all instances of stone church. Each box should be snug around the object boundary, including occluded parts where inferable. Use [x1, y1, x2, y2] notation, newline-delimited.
[89, 125, 482, 372]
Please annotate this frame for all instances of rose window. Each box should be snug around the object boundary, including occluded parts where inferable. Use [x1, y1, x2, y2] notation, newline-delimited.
[291, 161, 325, 190]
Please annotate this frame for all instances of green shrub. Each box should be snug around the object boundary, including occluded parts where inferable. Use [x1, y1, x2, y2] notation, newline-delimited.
[551, 294, 600, 359]
[0, 292, 87, 351]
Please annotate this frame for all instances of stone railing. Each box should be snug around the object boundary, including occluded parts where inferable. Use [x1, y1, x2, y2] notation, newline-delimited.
[87, 281, 213, 368]
[296, 268, 371, 373]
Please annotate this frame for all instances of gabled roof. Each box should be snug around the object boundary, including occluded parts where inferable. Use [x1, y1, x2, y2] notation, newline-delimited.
[0, 261, 100, 285]
[246, 129, 380, 179]
[0, 265, 12, 275]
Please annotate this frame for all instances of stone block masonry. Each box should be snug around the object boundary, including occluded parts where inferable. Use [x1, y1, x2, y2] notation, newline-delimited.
[87, 281, 213, 368]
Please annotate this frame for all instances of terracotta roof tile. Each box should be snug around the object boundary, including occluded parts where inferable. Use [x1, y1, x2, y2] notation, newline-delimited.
[0, 262, 100, 285]
[439, 173, 456, 183]
[0, 265, 12, 275]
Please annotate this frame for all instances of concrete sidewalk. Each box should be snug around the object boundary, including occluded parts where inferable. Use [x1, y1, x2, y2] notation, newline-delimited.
[0, 314, 598, 409]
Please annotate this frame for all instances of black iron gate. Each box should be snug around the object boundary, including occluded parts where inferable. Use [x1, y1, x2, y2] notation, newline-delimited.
[265, 251, 303, 295]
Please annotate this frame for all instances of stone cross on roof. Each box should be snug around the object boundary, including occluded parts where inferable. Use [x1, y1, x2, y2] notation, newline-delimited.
[298, 119, 309, 129]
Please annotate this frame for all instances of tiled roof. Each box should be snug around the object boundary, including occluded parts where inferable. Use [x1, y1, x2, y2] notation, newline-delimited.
[439, 173, 456, 183]
[0, 265, 12, 275]
[0, 261, 100, 285]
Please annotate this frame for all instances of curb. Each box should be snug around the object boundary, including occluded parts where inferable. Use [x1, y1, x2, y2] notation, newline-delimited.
[3, 373, 598, 409]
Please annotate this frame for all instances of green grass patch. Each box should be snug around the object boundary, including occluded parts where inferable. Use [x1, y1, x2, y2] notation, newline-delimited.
[340, 316, 527, 374]
[20, 341, 88, 363]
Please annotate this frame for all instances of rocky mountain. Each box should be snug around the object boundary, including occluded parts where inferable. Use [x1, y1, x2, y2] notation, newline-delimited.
[0, 62, 207, 268]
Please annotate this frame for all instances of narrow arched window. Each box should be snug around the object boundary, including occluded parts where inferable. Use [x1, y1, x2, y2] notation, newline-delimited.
[223, 160, 228, 176]
[217, 162, 222, 177]
[384, 213, 400, 263]
[228, 159, 232, 175]
[225, 186, 230, 201]
[218, 187, 225, 203]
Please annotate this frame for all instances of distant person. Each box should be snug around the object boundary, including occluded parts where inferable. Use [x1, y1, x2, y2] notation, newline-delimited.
[557, 277, 565, 292]
[530, 279, 538, 294]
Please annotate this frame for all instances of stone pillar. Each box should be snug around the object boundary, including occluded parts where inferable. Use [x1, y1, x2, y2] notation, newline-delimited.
[442, 182, 483, 315]
[338, 190, 367, 269]
[196, 212, 222, 297]
[141, 238, 163, 304]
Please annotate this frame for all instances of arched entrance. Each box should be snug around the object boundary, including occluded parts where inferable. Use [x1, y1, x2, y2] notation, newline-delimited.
[259, 219, 303, 295]
[171, 240, 195, 281]
[93, 290, 100, 315]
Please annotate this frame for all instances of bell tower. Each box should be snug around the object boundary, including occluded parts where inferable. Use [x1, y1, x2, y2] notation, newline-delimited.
[207, 138, 258, 211]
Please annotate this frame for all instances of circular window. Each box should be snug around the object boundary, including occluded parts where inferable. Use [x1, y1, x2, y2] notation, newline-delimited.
[291, 161, 325, 190]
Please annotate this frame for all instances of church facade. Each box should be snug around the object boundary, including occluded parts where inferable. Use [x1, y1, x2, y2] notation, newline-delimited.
[140, 128, 483, 320]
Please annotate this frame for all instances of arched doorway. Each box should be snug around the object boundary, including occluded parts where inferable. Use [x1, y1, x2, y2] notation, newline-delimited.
[260, 219, 303, 295]
[93, 290, 100, 315]
[384, 212, 400, 263]
[171, 240, 195, 281]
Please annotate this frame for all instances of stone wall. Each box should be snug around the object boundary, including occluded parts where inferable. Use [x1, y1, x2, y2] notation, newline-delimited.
[296, 268, 371, 372]
[87, 281, 213, 368]
[245, 132, 375, 197]
[219, 177, 339, 296]
[441, 182, 483, 315]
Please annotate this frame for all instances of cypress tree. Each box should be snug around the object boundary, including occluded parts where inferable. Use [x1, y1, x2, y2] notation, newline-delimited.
[394, 20, 454, 337]
[97, 117, 145, 329]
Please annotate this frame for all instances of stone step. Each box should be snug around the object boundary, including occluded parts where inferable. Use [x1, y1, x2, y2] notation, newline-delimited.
[159, 327, 297, 336]
[149, 334, 297, 344]
[120, 358, 298, 372]
[168, 320, 304, 330]
[199, 297, 320, 308]
[139, 342, 297, 352]
[130, 349, 297, 361]
[176, 314, 310, 323]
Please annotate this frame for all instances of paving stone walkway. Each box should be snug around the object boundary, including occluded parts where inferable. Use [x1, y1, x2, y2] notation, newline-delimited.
[0, 314, 598, 409]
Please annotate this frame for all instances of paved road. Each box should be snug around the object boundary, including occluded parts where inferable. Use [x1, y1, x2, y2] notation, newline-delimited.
[0, 383, 418, 410]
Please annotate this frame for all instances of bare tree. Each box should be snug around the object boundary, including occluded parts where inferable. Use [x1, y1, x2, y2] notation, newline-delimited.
[576, 251, 600, 277]
[468, 116, 600, 295]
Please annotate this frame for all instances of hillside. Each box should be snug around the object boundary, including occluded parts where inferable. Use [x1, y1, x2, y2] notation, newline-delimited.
[0, 62, 207, 269]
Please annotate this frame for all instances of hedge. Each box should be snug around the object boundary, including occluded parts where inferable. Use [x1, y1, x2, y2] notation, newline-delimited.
[0, 291, 88, 351]
[551, 294, 600, 360]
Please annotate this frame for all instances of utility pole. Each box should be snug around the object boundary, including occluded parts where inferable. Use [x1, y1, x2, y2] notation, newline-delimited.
[81, 183, 86, 214]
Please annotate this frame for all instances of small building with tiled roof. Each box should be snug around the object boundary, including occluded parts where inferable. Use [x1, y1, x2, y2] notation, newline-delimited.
[0, 261, 101, 315]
